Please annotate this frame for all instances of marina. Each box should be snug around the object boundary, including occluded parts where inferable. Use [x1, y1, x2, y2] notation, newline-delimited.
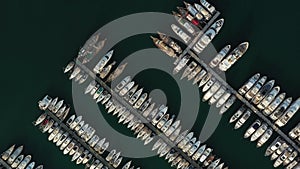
[1, 0, 300, 169]
[73, 59, 203, 169]
[33, 109, 116, 169]
[186, 50, 300, 153]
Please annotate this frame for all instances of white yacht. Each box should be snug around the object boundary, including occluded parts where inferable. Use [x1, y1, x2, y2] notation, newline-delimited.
[245, 76, 267, 100]
[173, 55, 190, 75]
[93, 50, 114, 74]
[11, 155, 24, 168]
[84, 81, 96, 94]
[1, 144, 15, 161]
[219, 95, 236, 114]
[38, 95, 52, 110]
[257, 86, 280, 110]
[199, 148, 213, 163]
[275, 97, 300, 127]
[16, 155, 31, 169]
[238, 73, 260, 95]
[202, 77, 216, 92]
[114, 76, 131, 92]
[208, 86, 226, 105]
[244, 119, 261, 139]
[250, 123, 268, 142]
[269, 97, 293, 121]
[119, 81, 135, 96]
[7, 146, 23, 165]
[181, 61, 197, 80]
[234, 109, 251, 129]
[252, 80, 275, 105]
[265, 137, 284, 156]
[257, 128, 273, 148]
[263, 93, 286, 116]
[216, 91, 231, 108]
[171, 24, 191, 44]
[169, 126, 182, 142]
[194, 19, 224, 53]
[229, 105, 246, 123]
[187, 141, 201, 157]
[218, 42, 249, 71]
[187, 66, 202, 81]
[209, 45, 231, 68]
[289, 123, 300, 139]
[194, 3, 211, 20]
[199, 73, 212, 88]
[193, 69, 207, 85]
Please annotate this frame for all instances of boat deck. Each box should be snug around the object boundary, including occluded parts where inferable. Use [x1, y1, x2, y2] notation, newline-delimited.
[0, 158, 12, 169]
[174, 11, 221, 65]
[71, 11, 223, 169]
[33, 110, 115, 169]
[187, 49, 300, 153]
[75, 59, 203, 168]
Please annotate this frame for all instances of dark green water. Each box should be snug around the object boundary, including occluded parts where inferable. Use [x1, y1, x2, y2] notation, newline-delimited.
[0, 0, 300, 169]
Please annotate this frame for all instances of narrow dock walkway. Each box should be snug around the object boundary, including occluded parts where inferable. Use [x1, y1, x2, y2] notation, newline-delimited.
[0, 158, 12, 169]
[35, 110, 115, 169]
[174, 11, 221, 65]
[75, 60, 203, 169]
[187, 50, 300, 153]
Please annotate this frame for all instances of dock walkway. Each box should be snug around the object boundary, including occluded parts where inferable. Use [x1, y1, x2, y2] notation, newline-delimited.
[0, 158, 12, 169]
[34, 110, 115, 169]
[187, 49, 300, 153]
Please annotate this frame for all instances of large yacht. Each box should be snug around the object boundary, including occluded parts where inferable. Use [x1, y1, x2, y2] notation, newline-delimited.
[208, 86, 226, 105]
[218, 42, 249, 72]
[209, 45, 231, 68]
[245, 76, 267, 100]
[193, 19, 224, 53]
[263, 93, 286, 116]
[171, 24, 191, 44]
[229, 105, 246, 124]
[234, 110, 251, 129]
[173, 11, 196, 35]
[257, 128, 273, 148]
[238, 73, 261, 95]
[269, 97, 293, 121]
[250, 123, 268, 142]
[173, 55, 191, 75]
[244, 119, 261, 139]
[251, 80, 275, 105]
[257, 86, 280, 110]
[93, 50, 114, 74]
[275, 97, 300, 127]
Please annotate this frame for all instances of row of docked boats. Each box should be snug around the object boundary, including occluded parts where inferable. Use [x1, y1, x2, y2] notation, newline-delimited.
[80, 74, 229, 169]
[77, 34, 107, 64]
[151, 32, 182, 58]
[174, 1, 216, 33]
[289, 123, 300, 144]
[64, 54, 128, 84]
[36, 95, 140, 169]
[38, 95, 70, 122]
[1, 145, 43, 169]
[265, 137, 299, 168]
[170, 52, 237, 115]
[170, 1, 217, 45]
[239, 73, 300, 127]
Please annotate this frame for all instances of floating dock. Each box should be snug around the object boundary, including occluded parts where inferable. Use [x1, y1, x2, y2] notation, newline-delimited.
[174, 11, 221, 65]
[71, 10, 223, 169]
[187, 49, 300, 153]
[34, 110, 115, 169]
[0, 158, 12, 169]
[74, 60, 203, 169]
